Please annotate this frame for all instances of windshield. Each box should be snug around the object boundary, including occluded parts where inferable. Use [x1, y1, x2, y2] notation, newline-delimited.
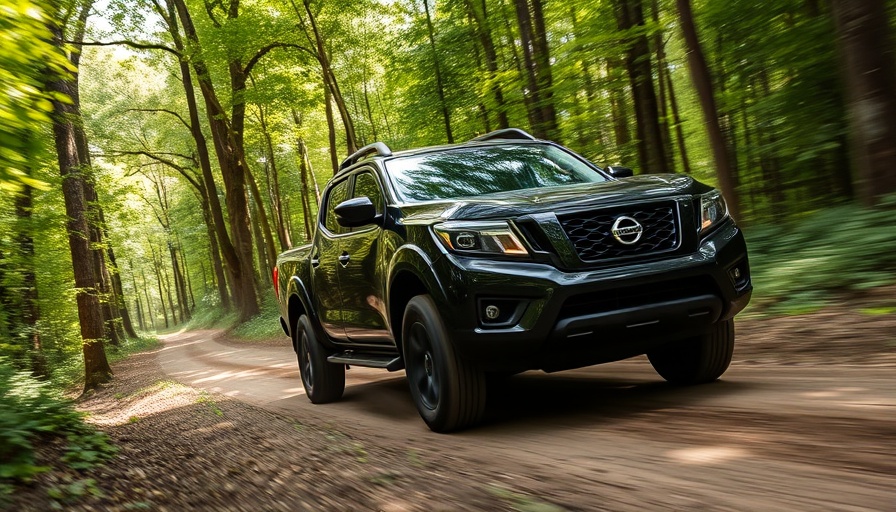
[385, 143, 608, 202]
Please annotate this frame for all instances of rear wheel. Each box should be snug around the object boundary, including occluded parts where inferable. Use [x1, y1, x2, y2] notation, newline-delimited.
[403, 295, 486, 432]
[647, 319, 735, 385]
[296, 315, 345, 403]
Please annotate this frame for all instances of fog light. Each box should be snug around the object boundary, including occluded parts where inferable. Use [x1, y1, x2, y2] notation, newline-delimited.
[485, 305, 500, 320]
[728, 261, 750, 291]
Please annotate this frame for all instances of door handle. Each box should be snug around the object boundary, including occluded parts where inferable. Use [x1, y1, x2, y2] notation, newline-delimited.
[310, 257, 320, 268]
[338, 252, 351, 266]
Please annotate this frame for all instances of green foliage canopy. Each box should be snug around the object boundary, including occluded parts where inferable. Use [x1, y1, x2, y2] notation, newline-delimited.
[0, 0, 74, 191]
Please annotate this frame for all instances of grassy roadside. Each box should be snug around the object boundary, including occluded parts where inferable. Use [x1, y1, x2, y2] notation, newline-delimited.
[0, 335, 161, 502]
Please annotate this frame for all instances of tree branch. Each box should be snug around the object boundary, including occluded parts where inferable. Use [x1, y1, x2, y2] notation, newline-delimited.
[204, 0, 223, 27]
[73, 40, 180, 57]
[243, 42, 307, 76]
[124, 108, 192, 131]
[113, 150, 203, 193]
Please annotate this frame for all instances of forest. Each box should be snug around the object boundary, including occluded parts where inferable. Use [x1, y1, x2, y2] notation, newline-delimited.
[1, 0, 896, 482]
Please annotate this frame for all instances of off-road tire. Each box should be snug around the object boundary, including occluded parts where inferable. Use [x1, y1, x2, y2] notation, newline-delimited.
[647, 319, 735, 385]
[402, 295, 486, 432]
[296, 314, 345, 403]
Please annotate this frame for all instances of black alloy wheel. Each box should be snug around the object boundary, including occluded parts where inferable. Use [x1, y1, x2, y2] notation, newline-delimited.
[402, 295, 486, 432]
[295, 314, 345, 403]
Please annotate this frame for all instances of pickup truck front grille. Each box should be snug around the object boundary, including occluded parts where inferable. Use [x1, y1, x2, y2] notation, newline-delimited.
[558, 203, 679, 261]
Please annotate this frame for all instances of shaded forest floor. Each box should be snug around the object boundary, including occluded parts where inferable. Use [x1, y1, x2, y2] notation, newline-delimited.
[5, 297, 895, 511]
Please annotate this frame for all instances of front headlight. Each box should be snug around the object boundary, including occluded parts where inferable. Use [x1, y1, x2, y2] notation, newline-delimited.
[700, 190, 729, 233]
[433, 221, 529, 256]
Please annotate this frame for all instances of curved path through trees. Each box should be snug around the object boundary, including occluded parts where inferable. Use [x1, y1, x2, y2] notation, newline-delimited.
[159, 329, 894, 510]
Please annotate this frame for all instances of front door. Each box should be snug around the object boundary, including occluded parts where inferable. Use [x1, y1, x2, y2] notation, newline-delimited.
[338, 171, 391, 344]
[311, 178, 350, 341]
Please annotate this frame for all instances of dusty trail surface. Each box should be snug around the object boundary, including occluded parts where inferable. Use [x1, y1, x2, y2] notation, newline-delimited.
[155, 325, 895, 511]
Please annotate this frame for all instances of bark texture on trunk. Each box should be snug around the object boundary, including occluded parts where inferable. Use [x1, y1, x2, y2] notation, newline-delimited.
[173, 0, 259, 321]
[465, 0, 509, 129]
[48, 10, 112, 391]
[831, 0, 896, 205]
[513, 0, 559, 141]
[423, 0, 454, 143]
[676, 0, 742, 220]
[616, 0, 669, 174]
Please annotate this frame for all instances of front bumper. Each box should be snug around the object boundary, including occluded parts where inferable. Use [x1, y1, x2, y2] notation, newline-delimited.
[430, 220, 752, 372]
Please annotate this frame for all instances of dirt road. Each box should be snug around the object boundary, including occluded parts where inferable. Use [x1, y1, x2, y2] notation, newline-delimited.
[158, 329, 895, 511]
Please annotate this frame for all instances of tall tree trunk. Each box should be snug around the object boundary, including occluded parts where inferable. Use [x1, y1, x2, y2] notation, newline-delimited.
[528, 0, 559, 141]
[512, 0, 559, 140]
[293, 0, 358, 154]
[831, 0, 896, 205]
[249, 201, 268, 296]
[200, 194, 230, 308]
[47, 11, 111, 390]
[107, 250, 136, 339]
[162, 0, 235, 311]
[134, 297, 145, 332]
[150, 244, 170, 329]
[258, 106, 291, 250]
[169, 242, 189, 322]
[323, 86, 340, 174]
[362, 72, 379, 141]
[162, 257, 178, 325]
[616, 0, 669, 174]
[650, 0, 675, 172]
[173, 0, 259, 321]
[422, 0, 454, 142]
[465, 0, 509, 129]
[292, 110, 318, 241]
[15, 180, 47, 377]
[676, 0, 742, 220]
[84, 183, 120, 346]
[245, 164, 278, 275]
[664, 58, 691, 174]
[607, 58, 633, 155]
[181, 240, 196, 311]
[128, 261, 146, 332]
[514, 0, 546, 138]
[138, 263, 157, 331]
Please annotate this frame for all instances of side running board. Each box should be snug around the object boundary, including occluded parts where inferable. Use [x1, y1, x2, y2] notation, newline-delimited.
[327, 352, 404, 371]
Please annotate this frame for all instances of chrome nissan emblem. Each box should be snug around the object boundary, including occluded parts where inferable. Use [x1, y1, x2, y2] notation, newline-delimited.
[611, 216, 643, 245]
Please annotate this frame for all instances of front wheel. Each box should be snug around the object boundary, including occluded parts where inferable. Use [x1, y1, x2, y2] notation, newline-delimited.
[296, 314, 345, 403]
[402, 295, 486, 432]
[647, 319, 735, 385]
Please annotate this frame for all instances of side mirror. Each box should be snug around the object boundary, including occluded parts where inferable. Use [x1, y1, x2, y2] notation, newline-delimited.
[335, 196, 380, 228]
[606, 166, 634, 178]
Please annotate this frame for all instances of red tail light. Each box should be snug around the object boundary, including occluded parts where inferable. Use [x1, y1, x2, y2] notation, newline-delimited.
[272, 266, 279, 299]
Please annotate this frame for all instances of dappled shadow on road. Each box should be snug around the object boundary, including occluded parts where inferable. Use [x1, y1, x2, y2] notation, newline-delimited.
[326, 362, 752, 435]
[479, 371, 750, 433]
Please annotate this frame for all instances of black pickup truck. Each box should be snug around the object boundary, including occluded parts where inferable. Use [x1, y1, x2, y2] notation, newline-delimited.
[274, 128, 752, 432]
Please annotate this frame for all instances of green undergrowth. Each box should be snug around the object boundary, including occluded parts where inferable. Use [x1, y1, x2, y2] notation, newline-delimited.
[229, 295, 283, 340]
[0, 334, 160, 501]
[746, 198, 896, 316]
[184, 301, 239, 332]
[184, 294, 282, 341]
[0, 358, 117, 499]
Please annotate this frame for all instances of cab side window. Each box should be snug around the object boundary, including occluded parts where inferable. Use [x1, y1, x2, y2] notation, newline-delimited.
[324, 179, 350, 235]
[352, 172, 384, 213]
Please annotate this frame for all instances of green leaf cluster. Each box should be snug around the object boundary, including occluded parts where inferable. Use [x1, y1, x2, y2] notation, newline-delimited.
[0, 0, 73, 191]
[0, 357, 116, 491]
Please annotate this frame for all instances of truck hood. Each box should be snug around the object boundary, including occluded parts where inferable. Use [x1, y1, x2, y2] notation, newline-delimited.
[399, 174, 711, 222]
